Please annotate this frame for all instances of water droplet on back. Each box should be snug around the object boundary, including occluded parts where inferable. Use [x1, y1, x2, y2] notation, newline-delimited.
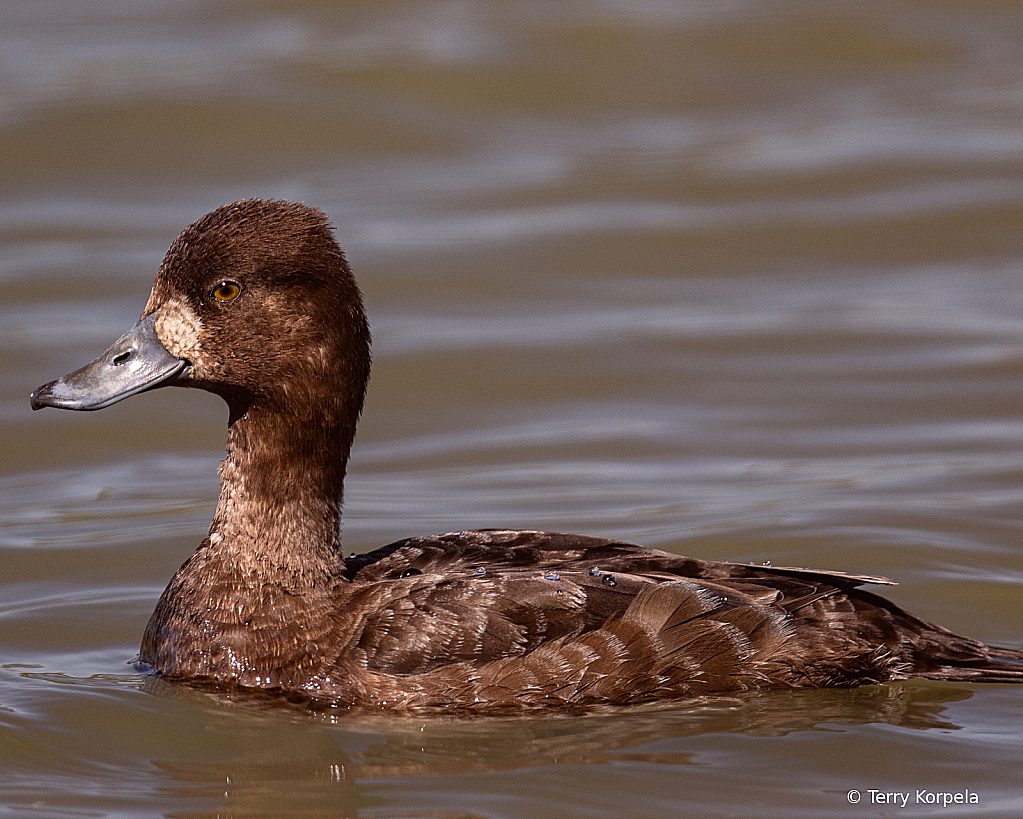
[544, 570, 560, 580]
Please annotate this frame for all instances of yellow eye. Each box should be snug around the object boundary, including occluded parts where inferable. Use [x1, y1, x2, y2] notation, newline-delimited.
[211, 281, 241, 302]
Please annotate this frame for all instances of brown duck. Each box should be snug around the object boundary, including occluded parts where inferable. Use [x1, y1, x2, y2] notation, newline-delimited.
[30, 199, 1023, 711]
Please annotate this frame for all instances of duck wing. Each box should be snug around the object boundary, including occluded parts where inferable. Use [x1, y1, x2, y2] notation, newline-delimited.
[330, 530, 1021, 710]
[329, 531, 881, 704]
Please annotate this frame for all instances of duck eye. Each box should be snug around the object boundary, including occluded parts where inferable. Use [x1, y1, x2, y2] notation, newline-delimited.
[210, 281, 241, 303]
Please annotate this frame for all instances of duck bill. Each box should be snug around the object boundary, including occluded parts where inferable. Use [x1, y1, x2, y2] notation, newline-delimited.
[30, 313, 188, 411]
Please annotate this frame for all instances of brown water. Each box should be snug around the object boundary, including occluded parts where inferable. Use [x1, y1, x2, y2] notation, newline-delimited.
[2, 1, 1023, 817]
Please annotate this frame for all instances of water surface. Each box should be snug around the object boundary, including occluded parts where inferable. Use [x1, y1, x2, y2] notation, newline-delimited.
[2, 1, 1022, 817]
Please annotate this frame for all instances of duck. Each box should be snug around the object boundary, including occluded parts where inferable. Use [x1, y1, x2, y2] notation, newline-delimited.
[30, 199, 1023, 711]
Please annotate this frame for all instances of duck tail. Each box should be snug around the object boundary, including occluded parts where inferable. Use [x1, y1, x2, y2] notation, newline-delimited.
[914, 643, 1023, 684]
[844, 587, 1023, 685]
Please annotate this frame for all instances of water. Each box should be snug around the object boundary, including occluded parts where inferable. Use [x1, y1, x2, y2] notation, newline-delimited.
[2, 1, 1022, 817]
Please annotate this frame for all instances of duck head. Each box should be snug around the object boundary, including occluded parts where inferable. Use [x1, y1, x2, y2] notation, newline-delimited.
[31, 199, 371, 430]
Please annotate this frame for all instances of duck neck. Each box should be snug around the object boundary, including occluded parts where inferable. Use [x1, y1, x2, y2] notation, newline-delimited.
[205, 403, 352, 587]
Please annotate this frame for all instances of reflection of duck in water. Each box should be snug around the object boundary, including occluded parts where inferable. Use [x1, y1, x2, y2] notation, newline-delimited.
[31, 199, 1023, 711]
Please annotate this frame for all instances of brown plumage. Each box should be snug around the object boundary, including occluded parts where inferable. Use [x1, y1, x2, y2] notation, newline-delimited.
[30, 199, 1023, 712]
